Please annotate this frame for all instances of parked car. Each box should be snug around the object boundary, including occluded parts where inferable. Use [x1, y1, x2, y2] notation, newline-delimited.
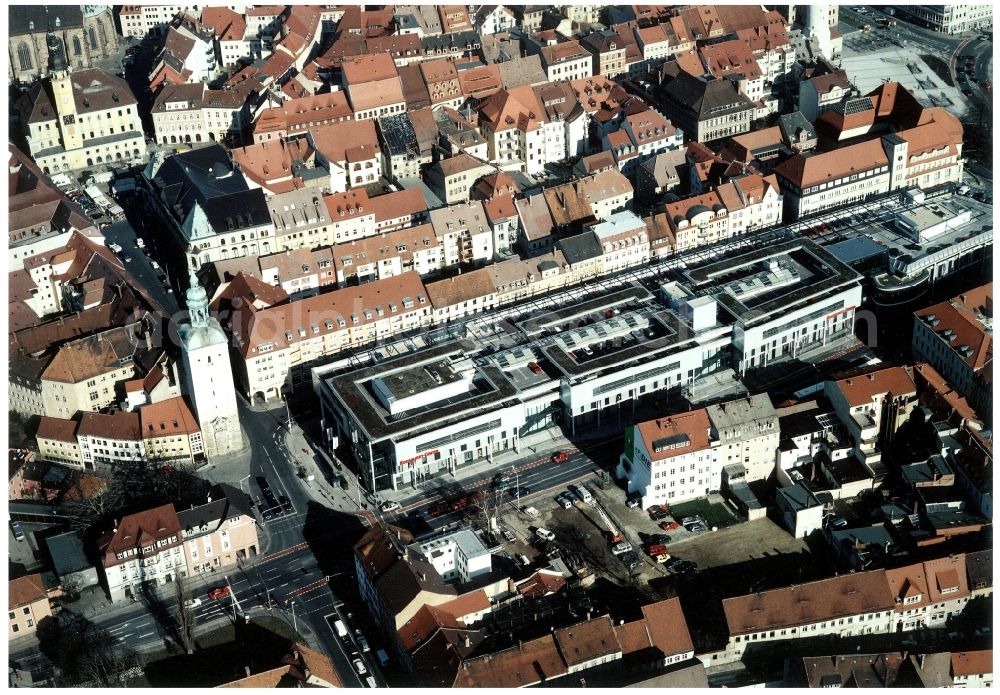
[830, 515, 849, 529]
[664, 557, 684, 571]
[208, 586, 230, 599]
[502, 528, 516, 543]
[536, 528, 555, 542]
[611, 541, 633, 556]
[625, 493, 641, 508]
[622, 552, 642, 570]
[355, 629, 370, 652]
[556, 495, 572, 509]
[528, 361, 543, 374]
[687, 523, 708, 533]
[10, 521, 25, 542]
[353, 659, 367, 676]
[659, 520, 680, 531]
[379, 501, 401, 513]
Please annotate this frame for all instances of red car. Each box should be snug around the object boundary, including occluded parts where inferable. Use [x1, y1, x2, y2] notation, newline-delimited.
[528, 362, 543, 374]
[659, 520, 680, 531]
[428, 502, 449, 517]
[552, 451, 570, 463]
[207, 586, 230, 599]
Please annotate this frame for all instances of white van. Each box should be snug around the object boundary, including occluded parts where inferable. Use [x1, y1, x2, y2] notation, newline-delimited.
[334, 619, 349, 638]
[536, 528, 555, 541]
[570, 484, 592, 504]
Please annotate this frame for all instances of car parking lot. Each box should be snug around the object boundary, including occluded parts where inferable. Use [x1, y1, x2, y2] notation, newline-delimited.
[660, 517, 810, 572]
[491, 466, 806, 589]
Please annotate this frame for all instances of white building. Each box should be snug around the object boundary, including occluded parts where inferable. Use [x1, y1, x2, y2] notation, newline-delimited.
[98, 503, 185, 603]
[714, 571, 896, 665]
[619, 393, 778, 509]
[683, 239, 864, 374]
[893, 4, 993, 34]
[178, 273, 243, 459]
[477, 86, 549, 176]
[409, 528, 493, 584]
[706, 394, 779, 483]
[77, 411, 145, 470]
[117, 5, 206, 38]
[474, 5, 516, 36]
[619, 408, 716, 509]
[428, 200, 495, 267]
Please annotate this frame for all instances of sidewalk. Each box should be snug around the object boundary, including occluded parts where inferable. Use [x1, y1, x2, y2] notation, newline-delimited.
[289, 422, 570, 509]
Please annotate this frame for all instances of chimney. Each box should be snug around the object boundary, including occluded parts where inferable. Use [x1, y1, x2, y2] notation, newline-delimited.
[244, 666, 251, 677]
[464, 634, 471, 648]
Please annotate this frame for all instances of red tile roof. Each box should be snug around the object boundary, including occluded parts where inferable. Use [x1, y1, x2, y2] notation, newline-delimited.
[36, 416, 79, 443]
[139, 396, 200, 439]
[308, 119, 379, 164]
[453, 634, 568, 688]
[723, 571, 895, 636]
[642, 597, 694, 657]
[201, 6, 246, 41]
[832, 366, 918, 408]
[9, 574, 48, 610]
[951, 650, 992, 677]
[553, 615, 622, 667]
[437, 589, 490, 622]
[342, 52, 399, 85]
[239, 271, 429, 357]
[773, 139, 889, 189]
[100, 503, 181, 560]
[77, 411, 142, 442]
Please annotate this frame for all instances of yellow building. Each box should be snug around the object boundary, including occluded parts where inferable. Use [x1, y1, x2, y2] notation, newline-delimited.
[15, 32, 144, 175]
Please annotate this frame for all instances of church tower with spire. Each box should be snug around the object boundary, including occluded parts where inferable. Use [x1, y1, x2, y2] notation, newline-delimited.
[178, 273, 243, 459]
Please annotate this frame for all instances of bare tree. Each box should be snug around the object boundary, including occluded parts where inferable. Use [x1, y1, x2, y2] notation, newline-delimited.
[174, 574, 196, 655]
[39, 611, 142, 687]
[63, 478, 124, 533]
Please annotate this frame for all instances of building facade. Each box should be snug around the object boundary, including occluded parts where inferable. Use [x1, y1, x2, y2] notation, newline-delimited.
[179, 273, 243, 459]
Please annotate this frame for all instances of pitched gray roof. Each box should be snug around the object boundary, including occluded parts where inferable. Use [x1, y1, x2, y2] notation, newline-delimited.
[45, 531, 92, 577]
[662, 73, 753, 118]
[558, 232, 602, 264]
[10, 6, 83, 35]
